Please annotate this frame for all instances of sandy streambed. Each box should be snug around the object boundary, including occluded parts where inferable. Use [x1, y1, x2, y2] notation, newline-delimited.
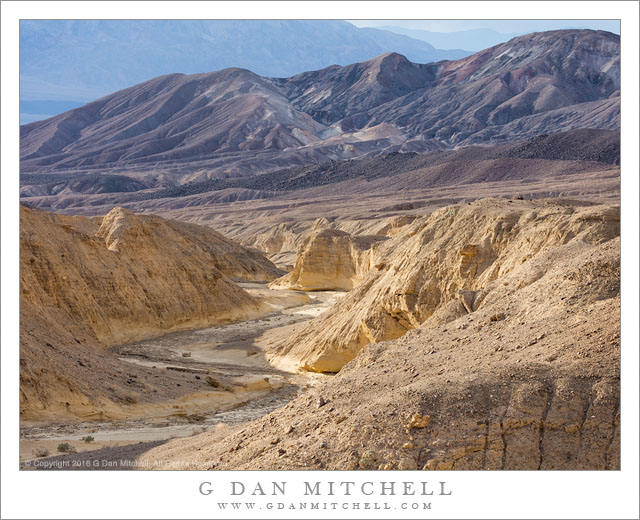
[20, 284, 342, 467]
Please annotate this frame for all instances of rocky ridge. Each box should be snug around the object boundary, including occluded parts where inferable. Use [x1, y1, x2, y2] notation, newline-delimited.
[268, 199, 620, 372]
[19, 128, 619, 218]
[20, 30, 619, 186]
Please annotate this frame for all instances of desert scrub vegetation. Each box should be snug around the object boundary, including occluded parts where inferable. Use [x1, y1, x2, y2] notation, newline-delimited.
[56, 443, 77, 453]
[206, 376, 221, 388]
[118, 391, 139, 404]
[33, 447, 50, 458]
[82, 435, 95, 443]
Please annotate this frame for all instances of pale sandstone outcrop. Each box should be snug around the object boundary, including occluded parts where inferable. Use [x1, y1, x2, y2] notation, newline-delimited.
[245, 222, 299, 255]
[20, 205, 281, 419]
[269, 218, 387, 291]
[97, 207, 283, 281]
[269, 199, 619, 372]
[22, 206, 280, 346]
[237, 215, 415, 264]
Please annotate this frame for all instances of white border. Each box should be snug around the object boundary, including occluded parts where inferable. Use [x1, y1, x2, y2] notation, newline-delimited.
[2, 2, 638, 519]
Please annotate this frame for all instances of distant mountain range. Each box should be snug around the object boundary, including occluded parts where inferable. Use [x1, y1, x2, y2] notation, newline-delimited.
[20, 30, 620, 190]
[375, 26, 522, 51]
[19, 20, 471, 123]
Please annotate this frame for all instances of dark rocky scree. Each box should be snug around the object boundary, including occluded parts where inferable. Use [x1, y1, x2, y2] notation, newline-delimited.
[122, 129, 619, 201]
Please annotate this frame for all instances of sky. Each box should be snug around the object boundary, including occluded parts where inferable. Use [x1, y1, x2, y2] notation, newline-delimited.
[349, 19, 620, 34]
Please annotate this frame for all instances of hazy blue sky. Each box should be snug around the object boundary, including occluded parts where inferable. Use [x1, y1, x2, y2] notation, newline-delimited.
[349, 20, 620, 34]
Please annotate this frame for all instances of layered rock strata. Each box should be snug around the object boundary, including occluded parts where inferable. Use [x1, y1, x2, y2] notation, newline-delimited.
[269, 219, 388, 291]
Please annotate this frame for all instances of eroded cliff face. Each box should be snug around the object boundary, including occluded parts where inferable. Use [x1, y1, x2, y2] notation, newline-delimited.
[268, 199, 620, 372]
[22, 206, 279, 346]
[269, 219, 388, 291]
[141, 231, 620, 470]
[235, 215, 416, 273]
[97, 206, 284, 281]
[20, 206, 281, 419]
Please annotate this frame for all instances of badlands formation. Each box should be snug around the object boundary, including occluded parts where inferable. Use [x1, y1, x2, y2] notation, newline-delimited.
[270, 199, 619, 372]
[20, 205, 284, 420]
[20, 196, 620, 470]
[142, 198, 620, 470]
[18, 30, 621, 471]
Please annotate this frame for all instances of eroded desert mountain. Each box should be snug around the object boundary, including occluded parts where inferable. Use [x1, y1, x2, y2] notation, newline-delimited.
[20, 30, 619, 188]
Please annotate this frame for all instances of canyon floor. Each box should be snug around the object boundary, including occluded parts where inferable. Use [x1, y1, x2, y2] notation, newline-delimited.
[20, 285, 341, 466]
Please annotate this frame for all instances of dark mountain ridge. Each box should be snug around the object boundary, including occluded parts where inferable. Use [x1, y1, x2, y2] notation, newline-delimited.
[20, 128, 616, 203]
[20, 30, 619, 190]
